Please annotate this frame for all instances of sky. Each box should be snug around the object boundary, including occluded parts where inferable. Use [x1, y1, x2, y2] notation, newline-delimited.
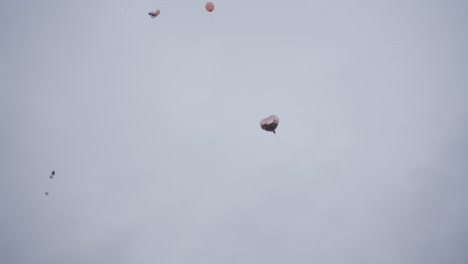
[1, 0, 468, 263]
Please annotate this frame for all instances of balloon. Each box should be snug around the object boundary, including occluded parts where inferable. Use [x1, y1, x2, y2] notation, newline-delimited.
[46, 170, 55, 195]
[260, 115, 279, 134]
[148, 10, 161, 18]
[205, 2, 214, 12]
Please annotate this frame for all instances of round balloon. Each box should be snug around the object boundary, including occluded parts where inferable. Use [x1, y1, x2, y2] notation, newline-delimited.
[205, 2, 214, 12]
[260, 115, 279, 134]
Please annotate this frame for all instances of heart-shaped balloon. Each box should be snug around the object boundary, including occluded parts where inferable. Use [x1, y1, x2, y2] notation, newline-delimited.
[260, 115, 279, 134]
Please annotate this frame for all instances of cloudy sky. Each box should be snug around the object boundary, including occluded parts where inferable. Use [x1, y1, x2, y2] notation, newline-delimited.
[1, 0, 467, 263]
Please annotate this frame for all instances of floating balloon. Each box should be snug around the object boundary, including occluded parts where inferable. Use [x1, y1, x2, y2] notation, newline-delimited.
[260, 115, 279, 134]
[45, 170, 56, 196]
[148, 10, 160, 18]
[205, 2, 214, 12]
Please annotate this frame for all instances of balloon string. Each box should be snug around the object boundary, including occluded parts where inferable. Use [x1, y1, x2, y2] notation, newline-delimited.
[275, 133, 287, 152]
[124, 0, 136, 14]
[45, 180, 51, 196]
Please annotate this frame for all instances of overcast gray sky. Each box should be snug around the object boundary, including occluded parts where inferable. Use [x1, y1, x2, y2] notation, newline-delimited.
[1, 0, 468, 263]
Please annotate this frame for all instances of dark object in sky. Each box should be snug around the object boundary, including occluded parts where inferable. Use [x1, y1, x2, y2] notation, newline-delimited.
[46, 170, 55, 194]
[148, 10, 160, 18]
[260, 115, 279, 134]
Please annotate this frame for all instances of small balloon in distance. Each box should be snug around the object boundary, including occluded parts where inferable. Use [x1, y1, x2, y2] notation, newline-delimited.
[260, 115, 279, 134]
[149, 10, 160, 18]
[205, 2, 214, 12]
